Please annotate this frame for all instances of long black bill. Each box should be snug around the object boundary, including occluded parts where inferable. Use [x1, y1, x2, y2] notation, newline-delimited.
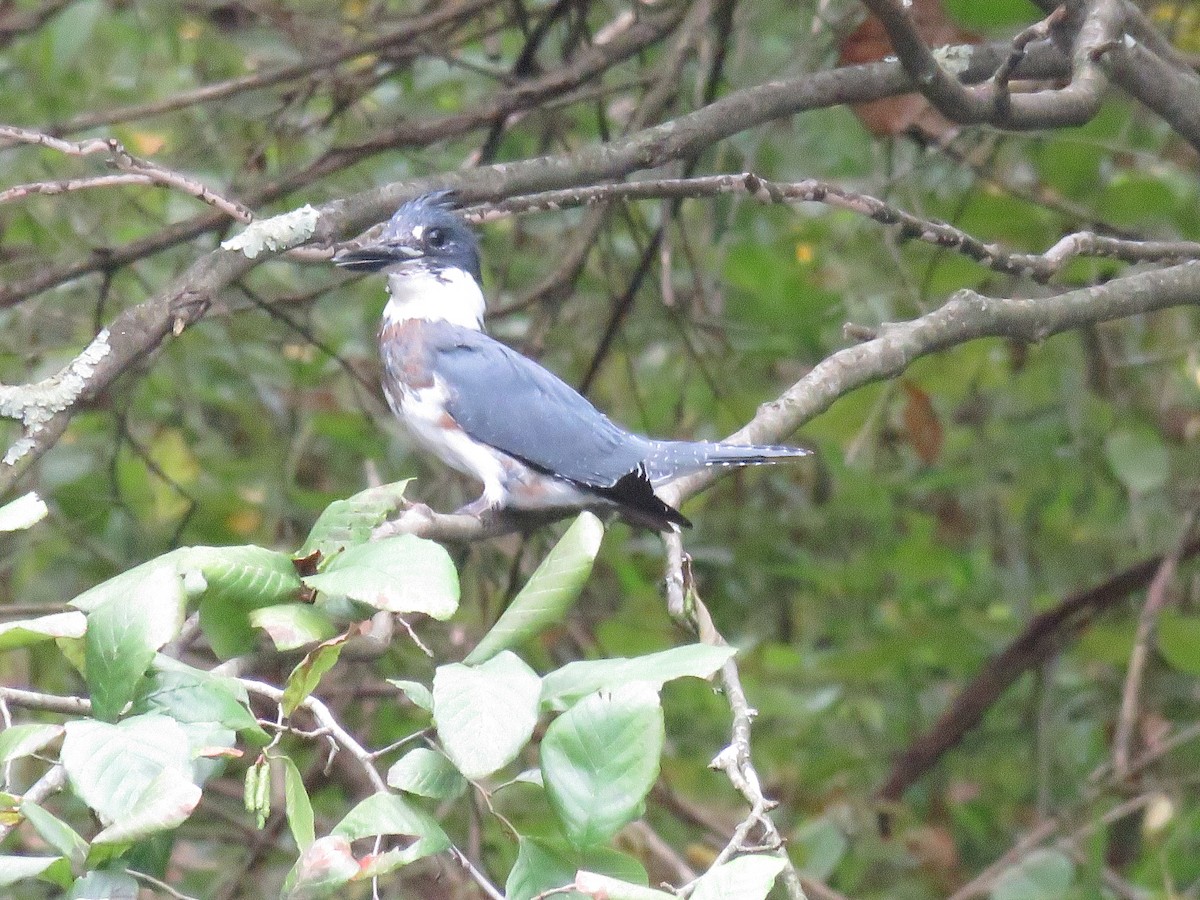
[332, 243, 422, 272]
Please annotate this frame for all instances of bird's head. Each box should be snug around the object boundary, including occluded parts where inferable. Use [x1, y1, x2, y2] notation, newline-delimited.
[333, 190, 482, 284]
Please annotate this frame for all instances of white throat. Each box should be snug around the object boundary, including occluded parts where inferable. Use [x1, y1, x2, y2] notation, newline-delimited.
[383, 266, 486, 330]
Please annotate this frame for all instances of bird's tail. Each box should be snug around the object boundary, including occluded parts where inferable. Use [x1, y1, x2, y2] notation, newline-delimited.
[644, 440, 810, 484]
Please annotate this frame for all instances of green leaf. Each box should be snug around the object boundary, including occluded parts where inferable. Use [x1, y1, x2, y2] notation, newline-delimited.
[541, 683, 664, 848]
[0, 612, 86, 651]
[85, 565, 185, 721]
[0, 491, 48, 531]
[282, 631, 353, 715]
[0, 724, 63, 764]
[279, 755, 316, 851]
[1104, 429, 1169, 494]
[387, 679, 433, 713]
[92, 767, 202, 845]
[66, 870, 139, 899]
[387, 747, 467, 799]
[49, 0, 104, 74]
[70, 554, 185, 612]
[792, 816, 847, 881]
[574, 871, 675, 900]
[186, 546, 304, 659]
[282, 835, 358, 899]
[332, 792, 451, 866]
[466, 512, 604, 665]
[0, 855, 61, 888]
[690, 855, 787, 900]
[70, 546, 302, 661]
[60, 714, 194, 826]
[991, 849, 1074, 900]
[944, 0, 1040, 29]
[251, 604, 337, 651]
[136, 658, 268, 743]
[506, 837, 649, 900]
[540, 644, 735, 709]
[302, 534, 459, 618]
[300, 480, 411, 560]
[1157, 609, 1200, 676]
[19, 802, 88, 868]
[433, 651, 541, 779]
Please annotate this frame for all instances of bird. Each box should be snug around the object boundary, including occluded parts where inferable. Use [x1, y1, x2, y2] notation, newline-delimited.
[333, 190, 810, 531]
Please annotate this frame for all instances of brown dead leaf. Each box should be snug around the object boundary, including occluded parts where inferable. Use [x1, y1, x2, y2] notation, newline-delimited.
[901, 380, 944, 464]
[838, 0, 980, 142]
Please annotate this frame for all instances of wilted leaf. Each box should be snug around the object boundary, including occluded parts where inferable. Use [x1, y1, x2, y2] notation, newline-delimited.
[331, 793, 450, 866]
[251, 604, 338, 651]
[282, 629, 358, 715]
[282, 835, 358, 900]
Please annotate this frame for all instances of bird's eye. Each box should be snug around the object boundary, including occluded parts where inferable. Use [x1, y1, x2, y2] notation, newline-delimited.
[425, 227, 447, 249]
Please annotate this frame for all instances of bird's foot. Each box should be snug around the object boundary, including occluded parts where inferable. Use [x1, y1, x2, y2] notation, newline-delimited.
[455, 495, 500, 520]
[374, 500, 438, 538]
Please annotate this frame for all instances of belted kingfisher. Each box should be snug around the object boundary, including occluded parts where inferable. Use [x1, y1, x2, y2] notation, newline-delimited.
[334, 191, 809, 531]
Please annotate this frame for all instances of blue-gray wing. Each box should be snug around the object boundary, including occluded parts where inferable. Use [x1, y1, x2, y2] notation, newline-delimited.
[427, 326, 652, 488]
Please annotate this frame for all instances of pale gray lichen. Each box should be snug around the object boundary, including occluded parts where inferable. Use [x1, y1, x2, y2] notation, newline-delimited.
[221, 204, 321, 258]
[1, 328, 111, 466]
[0, 491, 49, 531]
[933, 44, 974, 76]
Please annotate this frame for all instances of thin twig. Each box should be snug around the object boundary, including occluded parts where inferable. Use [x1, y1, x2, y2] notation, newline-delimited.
[663, 531, 808, 900]
[1112, 509, 1200, 776]
[0, 765, 68, 843]
[0, 686, 92, 716]
[125, 868, 202, 900]
[0, 125, 253, 221]
[475, 174, 1200, 282]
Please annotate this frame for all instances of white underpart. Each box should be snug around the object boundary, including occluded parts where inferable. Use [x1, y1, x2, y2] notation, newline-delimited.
[385, 376, 591, 511]
[384, 375, 509, 509]
[384, 266, 485, 331]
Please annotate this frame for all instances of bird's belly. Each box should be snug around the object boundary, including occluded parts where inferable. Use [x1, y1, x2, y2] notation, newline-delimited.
[502, 471, 594, 510]
[392, 383, 506, 485]
[389, 383, 591, 510]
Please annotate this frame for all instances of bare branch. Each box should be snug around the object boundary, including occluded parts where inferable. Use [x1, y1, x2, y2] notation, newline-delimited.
[0, 36, 1069, 312]
[660, 262, 1200, 508]
[0, 686, 92, 716]
[477, 174, 1200, 281]
[860, 0, 1123, 129]
[0, 125, 253, 221]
